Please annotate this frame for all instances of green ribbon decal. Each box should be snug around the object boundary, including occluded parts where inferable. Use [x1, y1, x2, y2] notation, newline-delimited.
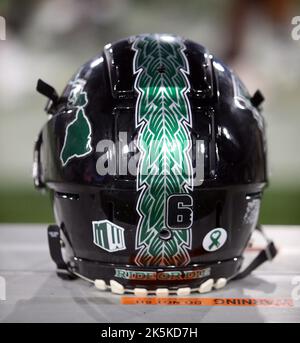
[208, 230, 221, 250]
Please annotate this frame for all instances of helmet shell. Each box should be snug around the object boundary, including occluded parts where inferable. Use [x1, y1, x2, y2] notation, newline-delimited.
[36, 34, 267, 290]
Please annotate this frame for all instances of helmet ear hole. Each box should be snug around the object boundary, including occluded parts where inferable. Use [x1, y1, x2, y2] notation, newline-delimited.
[159, 228, 172, 241]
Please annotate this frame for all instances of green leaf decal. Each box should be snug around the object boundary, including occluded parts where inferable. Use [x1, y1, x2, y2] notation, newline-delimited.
[133, 35, 193, 266]
[60, 90, 92, 166]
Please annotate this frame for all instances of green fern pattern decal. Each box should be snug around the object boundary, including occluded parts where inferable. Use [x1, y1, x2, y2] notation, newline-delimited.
[133, 35, 193, 266]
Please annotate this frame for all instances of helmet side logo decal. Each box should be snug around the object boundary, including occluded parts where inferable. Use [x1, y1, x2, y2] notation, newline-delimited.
[132, 34, 193, 267]
[92, 220, 126, 252]
[60, 80, 92, 166]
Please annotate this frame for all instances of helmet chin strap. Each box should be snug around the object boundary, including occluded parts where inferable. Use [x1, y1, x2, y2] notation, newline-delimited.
[47, 225, 77, 280]
[232, 224, 278, 281]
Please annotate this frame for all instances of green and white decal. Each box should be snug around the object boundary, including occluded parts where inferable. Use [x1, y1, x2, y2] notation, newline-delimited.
[132, 34, 193, 267]
[93, 220, 126, 252]
[60, 80, 92, 166]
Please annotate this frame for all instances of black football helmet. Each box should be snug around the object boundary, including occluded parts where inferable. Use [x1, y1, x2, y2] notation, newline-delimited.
[33, 33, 277, 295]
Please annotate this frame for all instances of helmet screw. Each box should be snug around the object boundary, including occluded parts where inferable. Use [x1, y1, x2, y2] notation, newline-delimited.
[159, 228, 172, 240]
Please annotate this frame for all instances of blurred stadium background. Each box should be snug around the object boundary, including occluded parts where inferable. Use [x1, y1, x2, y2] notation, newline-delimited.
[0, 0, 299, 224]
